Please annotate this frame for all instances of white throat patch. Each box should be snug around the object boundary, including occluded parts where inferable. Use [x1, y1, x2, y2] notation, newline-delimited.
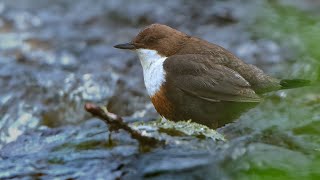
[136, 49, 166, 96]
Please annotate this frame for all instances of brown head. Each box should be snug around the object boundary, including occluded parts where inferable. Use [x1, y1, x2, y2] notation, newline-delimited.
[114, 24, 189, 57]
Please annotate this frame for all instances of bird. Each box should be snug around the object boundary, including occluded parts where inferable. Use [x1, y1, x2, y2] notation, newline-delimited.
[114, 23, 310, 129]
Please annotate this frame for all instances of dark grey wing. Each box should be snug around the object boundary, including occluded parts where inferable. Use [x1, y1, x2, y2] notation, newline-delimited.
[163, 54, 261, 102]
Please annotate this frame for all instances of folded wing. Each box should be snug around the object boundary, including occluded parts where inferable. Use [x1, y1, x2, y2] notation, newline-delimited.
[163, 54, 261, 103]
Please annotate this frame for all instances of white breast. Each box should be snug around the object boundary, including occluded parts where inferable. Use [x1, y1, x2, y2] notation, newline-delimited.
[136, 49, 166, 96]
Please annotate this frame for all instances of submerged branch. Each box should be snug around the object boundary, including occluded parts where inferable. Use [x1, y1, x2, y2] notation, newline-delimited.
[84, 103, 164, 149]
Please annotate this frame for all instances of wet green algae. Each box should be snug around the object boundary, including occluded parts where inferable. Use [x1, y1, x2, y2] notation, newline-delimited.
[132, 119, 226, 142]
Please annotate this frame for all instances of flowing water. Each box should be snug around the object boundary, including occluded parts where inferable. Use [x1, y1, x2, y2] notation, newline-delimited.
[0, 0, 320, 179]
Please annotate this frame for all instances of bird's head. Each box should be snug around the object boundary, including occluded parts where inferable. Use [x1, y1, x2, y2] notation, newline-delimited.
[114, 24, 188, 57]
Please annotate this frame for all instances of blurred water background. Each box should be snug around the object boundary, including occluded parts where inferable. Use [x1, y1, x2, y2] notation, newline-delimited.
[0, 0, 320, 179]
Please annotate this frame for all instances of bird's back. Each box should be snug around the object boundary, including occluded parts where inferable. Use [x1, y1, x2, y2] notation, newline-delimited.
[176, 37, 281, 94]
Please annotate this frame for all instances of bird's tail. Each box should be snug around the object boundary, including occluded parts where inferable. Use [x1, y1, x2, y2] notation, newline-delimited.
[280, 79, 311, 89]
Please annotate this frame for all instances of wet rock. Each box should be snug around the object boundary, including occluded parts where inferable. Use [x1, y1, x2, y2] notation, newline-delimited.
[0, 0, 319, 179]
[0, 119, 225, 179]
[0, 119, 137, 179]
[280, 0, 320, 13]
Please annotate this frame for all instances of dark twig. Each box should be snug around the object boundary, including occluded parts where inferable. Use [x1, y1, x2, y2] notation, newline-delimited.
[84, 103, 164, 150]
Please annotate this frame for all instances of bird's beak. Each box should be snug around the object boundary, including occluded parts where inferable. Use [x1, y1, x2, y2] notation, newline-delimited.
[114, 43, 136, 50]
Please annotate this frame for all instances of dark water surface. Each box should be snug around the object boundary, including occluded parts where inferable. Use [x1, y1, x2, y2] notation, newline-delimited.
[0, 0, 320, 179]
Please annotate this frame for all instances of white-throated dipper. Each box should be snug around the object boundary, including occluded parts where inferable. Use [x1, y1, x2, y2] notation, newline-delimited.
[114, 24, 310, 128]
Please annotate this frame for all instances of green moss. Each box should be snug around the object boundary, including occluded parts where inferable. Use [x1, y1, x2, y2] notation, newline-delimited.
[232, 2, 320, 179]
[51, 142, 75, 152]
[52, 140, 116, 152]
[252, 1, 320, 79]
[158, 127, 187, 137]
[132, 119, 226, 142]
[74, 140, 116, 150]
[47, 157, 65, 165]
